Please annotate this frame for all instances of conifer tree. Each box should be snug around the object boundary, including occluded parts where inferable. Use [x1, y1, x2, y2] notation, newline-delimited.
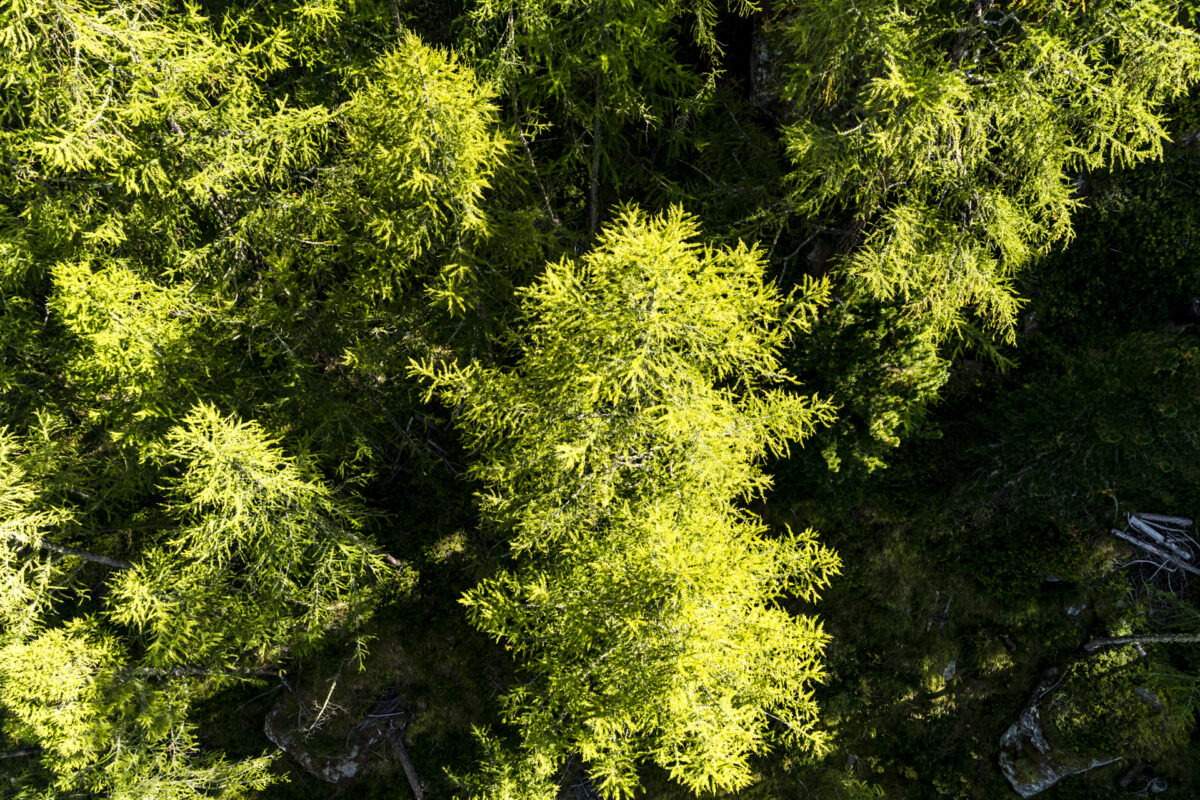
[1, 3, 504, 791]
[0, 405, 404, 796]
[418, 207, 840, 798]
[771, 0, 1200, 339]
[9, 0, 1195, 795]
[1, 0, 507, 472]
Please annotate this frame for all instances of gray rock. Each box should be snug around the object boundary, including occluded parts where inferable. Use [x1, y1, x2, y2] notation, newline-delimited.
[998, 671, 1120, 797]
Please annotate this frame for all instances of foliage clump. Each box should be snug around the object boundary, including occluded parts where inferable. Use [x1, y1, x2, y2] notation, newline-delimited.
[107, 403, 412, 668]
[0, 621, 277, 798]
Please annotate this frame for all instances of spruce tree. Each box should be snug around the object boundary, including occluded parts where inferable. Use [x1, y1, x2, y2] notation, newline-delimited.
[0, 405, 405, 796]
[106, 403, 412, 669]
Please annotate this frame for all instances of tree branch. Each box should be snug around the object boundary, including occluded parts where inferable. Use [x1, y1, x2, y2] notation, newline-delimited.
[387, 720, 425, 800]
[2, 531, 131, 570]
[589, 3, 606, 237]
[0, 747, 42, 760]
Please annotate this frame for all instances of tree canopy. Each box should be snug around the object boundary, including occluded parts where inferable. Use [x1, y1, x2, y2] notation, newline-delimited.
[2, 0, 1200, 798]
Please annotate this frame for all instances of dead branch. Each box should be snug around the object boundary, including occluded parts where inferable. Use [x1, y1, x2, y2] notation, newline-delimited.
[1113, 530, 1200, 578]
[387, 719, 425, 800]
[1084, 633, 1200, 653]
[0, 747, 42, 759]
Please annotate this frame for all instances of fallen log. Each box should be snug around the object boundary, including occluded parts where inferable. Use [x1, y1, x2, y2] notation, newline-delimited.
[1133, 513, 1192, 528]
[1127, 517, 1193, 561]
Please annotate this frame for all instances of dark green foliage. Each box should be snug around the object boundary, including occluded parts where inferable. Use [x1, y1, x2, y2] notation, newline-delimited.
[1044, 649, 1196, 761]
[463, 0, 750, 234]
[771, 134, 1200, 796]
[975, 333, 1200, 523]
[1024, 147, 1200, 346]
[787, 303, 949, 479]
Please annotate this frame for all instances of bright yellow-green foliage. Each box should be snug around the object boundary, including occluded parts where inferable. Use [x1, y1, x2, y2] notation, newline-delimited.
[343, 36, 507, 303]
[775, 0, 1200, 339]
[0, 621, 276, 798]
[51, 260, 211, 426]
[250, 33, 508, 312]
[0, 405, 399, 794]
[420, 207, 841, 797]
[0, 426, 74, 636]
[0, 1, 502, 792]
[1, 0, 329, 208]
[107, 404, 412, 667]
[1, 0, 507, 454]
[0, 623, 121, 772]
